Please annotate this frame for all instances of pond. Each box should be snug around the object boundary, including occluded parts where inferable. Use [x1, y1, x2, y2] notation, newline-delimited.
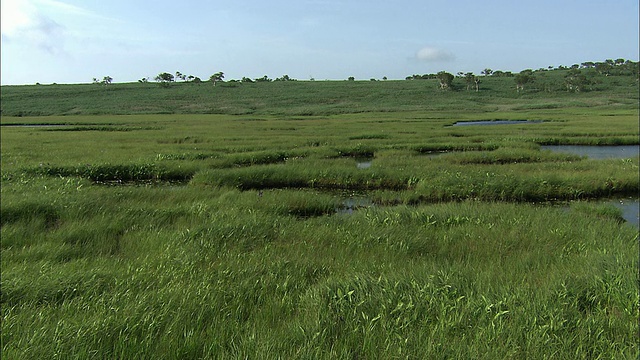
[610, 198, 639, 228]
[337, 196, 374, 215]
[452, 120, 543, 126]
[1, 124, 71, 128]
[355, 157, 373, 169]
[561, 198, 639, 228]
[333, 191, 638, 227]
[541, 145, 639, 159]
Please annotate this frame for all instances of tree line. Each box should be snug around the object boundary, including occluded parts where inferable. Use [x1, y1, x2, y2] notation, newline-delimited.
[407, 59, 638, 93]
[92, 58, 637, 92]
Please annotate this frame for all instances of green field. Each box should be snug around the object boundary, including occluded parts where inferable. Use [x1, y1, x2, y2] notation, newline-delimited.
[1, 71, 639, 359]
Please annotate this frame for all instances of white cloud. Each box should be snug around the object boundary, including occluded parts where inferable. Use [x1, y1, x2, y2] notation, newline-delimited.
[1, 0, 122, 55]
[39, 0, 93, 17]
[1, 0, 66, 53]
[415, 47, 455, 62]
[1, 0, 36, 37]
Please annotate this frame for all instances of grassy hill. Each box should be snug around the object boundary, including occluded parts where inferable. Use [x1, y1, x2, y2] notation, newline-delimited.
[1, 69, 638, 117]
[1, 65, 639, 359]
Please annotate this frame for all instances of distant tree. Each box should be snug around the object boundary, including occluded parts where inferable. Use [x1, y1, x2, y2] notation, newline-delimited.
[615, 58, 625, 66]
[138, 77, 149, 83]
[595, 62, 612, 76]
[241, 77, 254, 83]
[581, 61, 596, 69]
[474, 76, 481, 92]
[193, 77, 202, 83]
[535, 72, 554, 93]
[275, 74, 291, 81]
[210, 72, 225, 86]
[93, 76, 112, 85]
[514, 69, 535, 92]
[564, 69, 591, 92]
[255, 75, 272, 82]
[493, 70, 515, 77]
[348, 76, 355, 81]
[382, 76, 388, 81]
[175, 71, 187, 82]
[155, 72, 174, 87]
[276, 74, 298, 81]
[627, 61, 639, 78]
[481, 68, 493, 76]
[436, 71, 454, 90]
[463, 72, 475, 91]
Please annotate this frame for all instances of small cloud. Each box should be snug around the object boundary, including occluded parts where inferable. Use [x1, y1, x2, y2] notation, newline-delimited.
[1, 0, 34, 37]
[31, 15, 65, 53]
[1, 0, 66, 54]
[415, 47, 455, 62]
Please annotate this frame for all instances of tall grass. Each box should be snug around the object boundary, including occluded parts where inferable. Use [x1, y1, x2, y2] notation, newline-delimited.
[1, 72, 638, 117]
[2, 186, 637, 358]
[1, 80, 638, 358]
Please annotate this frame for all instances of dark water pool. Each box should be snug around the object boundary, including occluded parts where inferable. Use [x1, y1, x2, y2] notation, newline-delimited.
[337, 196, 374, 215]
[541, 145, 639, 159]
[355, 158, 373, 169]
[610, 199, 639, 228]
[452, 120, 542, 126]
[1, 124, 70, 128]
[564, 198, 639, 228]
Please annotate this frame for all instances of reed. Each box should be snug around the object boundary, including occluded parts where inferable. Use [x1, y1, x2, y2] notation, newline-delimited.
[1, 78, 638, 358]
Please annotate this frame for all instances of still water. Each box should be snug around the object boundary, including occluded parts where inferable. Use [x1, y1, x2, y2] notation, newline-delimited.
[541, 145, 639, 159]
[609, 198, 640, 228]
[452, 120, 542, 126]
[355, 158, 373, 169]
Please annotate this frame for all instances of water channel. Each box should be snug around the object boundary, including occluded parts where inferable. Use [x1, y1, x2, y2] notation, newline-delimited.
[346, 144, 638, 226]
[452, 120, 543, 126]
[609, 198, 640, 228]
[541, 145, 639, 159]
[355, 158, 373, 169]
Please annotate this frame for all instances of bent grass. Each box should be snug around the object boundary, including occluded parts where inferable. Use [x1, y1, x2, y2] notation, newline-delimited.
[1, 85, 638, 358]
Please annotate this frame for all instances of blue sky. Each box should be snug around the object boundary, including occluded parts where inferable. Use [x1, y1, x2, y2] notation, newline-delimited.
[1, 0, 638, 85]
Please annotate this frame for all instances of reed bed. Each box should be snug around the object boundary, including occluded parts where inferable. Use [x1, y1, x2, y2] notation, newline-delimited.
[1, 81, 638, 358]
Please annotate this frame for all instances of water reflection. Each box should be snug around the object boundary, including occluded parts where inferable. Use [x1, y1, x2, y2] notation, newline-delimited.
[355, 158, 373, 169]
[337, 196, 374, 215]
[564, 198, 639, 228]
[452, 120, 542, 126]
[610, 198, 639, 228]
[541, 145, 639, 159]
[1, 124, 70, 128]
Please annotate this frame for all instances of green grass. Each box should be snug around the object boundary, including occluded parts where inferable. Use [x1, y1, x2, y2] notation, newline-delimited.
[1, 70, 638, 117]
[1, 74, 639, 359]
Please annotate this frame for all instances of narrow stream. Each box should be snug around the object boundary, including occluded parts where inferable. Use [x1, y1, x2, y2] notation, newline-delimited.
[609, 198, 640, 228]
[452, 120, 543, 126]
[541, 145, 639, 159]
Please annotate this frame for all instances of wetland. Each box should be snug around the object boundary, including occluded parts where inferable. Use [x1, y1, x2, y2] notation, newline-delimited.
[1, 74, 638, 359]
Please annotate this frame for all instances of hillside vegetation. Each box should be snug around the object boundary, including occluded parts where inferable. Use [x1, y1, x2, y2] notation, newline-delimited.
[1, 63, 639, 359]
[1, 67, 638, 117]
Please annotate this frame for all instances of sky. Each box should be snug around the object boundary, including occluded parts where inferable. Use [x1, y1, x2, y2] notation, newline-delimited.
[1, 0, 638, 85]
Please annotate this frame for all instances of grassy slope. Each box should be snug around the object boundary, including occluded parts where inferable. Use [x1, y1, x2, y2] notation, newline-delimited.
[1, 70, 638, 117]
[1, 72, 639, 359]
